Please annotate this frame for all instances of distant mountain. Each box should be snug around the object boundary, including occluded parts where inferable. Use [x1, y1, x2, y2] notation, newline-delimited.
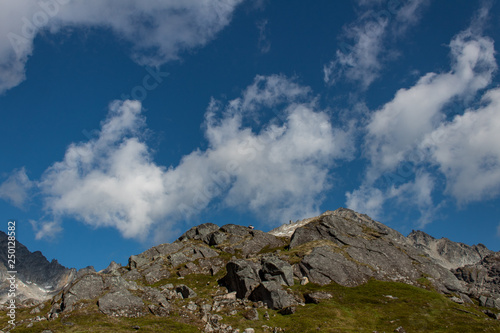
[0, 231, 75, 303]
[1, 208, 499, 331]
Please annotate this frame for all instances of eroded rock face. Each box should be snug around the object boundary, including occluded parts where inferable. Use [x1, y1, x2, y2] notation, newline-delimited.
[62, 274, 104, 311]
[98, 289, 145, 317]
[454, 252, 500, 298]
[289, 208, 465, 292]
[407, 230, 492, 270]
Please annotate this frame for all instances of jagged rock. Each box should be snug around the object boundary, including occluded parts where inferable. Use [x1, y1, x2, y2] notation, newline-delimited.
[141, 258, 171, 284]
[98, 289, 145, 317]
[76, 266, 96, 279]
[220, 260, 261, 299]
[103, 275, 137, 291]
[260, 257, 294, 286]
[187, 302, 198, 311]
[454, 252, 500, 297]
[241, 231, 286, 256]
[129, 255, 150, 269]
[480, 296, 500, 309]
[176, 285, 197, 299]
[408, 230, 492, 270]
[205, 230, 228, 246]
[249, 281, 296, 310]
[221, 224, 253, 237]
[178, 223, 220, 241]
[0, 231, 75, 303]
[243, 329, 255, 333]
[62, 274, 104, 311]
[304, 292, 333, 304]
[101, 261, 121, 275]
[123, 269, 143, 281]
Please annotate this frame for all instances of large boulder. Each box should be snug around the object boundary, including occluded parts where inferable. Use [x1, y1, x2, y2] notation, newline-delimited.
[98, 289, 145, 317]
[178, 223, 220, 242]
[220, 260, 261, 299]
[249, 281, 296, 310]
[260, 257, 294, 286]
[62, 274, 105, 311]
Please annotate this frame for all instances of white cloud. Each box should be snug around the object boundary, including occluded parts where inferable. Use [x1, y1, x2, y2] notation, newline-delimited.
[0, 168, 33, 208]
[0, 0, 243, 93]
[365, 28, 497, 182]
[34, 75, 354, 240]
[347, 7, 499, 224]
[323, 0, 429, 89]
[422, 88, 500, 203]
[29, 219, 63, 240]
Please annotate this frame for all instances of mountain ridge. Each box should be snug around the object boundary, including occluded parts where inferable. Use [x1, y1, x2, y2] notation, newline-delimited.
[1, 208, 499, 331]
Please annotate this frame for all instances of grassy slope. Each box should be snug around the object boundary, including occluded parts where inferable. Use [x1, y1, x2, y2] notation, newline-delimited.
[1, 278, 499, 332]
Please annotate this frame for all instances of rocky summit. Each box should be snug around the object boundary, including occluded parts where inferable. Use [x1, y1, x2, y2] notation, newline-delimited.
[1, 208, 499, 332]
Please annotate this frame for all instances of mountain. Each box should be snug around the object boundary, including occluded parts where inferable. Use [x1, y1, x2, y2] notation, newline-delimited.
[0, 231, 75, 304]
[0, 208, 499, 332]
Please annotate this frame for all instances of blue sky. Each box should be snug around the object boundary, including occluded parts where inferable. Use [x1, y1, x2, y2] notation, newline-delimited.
[0, 0, 499, 271]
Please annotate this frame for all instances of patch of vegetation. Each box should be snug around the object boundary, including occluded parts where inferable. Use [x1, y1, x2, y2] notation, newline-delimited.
[223, 280, 500, 333]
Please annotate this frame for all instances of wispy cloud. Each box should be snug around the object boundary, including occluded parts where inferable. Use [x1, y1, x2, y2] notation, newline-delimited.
[21, 75, 354, 240]
[0, 0, 243, 93]
[0, 168, 33, 208]
[257, 19, 271, 54]
[323, 0, 429, 89]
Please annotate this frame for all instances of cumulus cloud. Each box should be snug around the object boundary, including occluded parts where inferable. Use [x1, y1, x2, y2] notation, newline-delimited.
[422, 88, 500, 203]
[33, 75, 354, 240]
[0, 0, 243, 93]
[0, 167, 33, 208]
[347, 7, 499, 224]
[365, 29, 497, 181]
[323, 0, 429, 89]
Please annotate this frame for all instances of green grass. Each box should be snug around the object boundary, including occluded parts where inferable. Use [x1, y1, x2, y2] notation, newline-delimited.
[222, 280, 500, 333]
[2, 278, 499, 332]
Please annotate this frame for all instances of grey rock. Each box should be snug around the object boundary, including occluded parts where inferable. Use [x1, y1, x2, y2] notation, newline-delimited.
[62, 274, 104, 310]
[142, 287, 169, 307]
[289, 209, 465, 293]
[408, 230, 492, 270]
[454, 252, 500, 297]
[178, 223, 220, 242]
[240, 231, 286, 256]
[123, 269, 143, 281]
[141, 259, 170, 284]
[249, 281, 296, 310]
[260, 257, 294, 286]
[220, 224, 252, 237]
[76, 266, 96, 279]
[176, 284, 197, 299]
[480, 296, 500, 309]
[187, 302, 198, 311]
[243, 308, 259, 320]
[128, 255, 149, 269]
[98, 289, 145, 317]
[304, 292, 333, 304]
[0, 231, 75, 302]
[450, 296, 464, 304]
[206, 230, 228, 246]
[101, 261, 121, 275]
[243, 329, 255, 333]
[220, 260, 261, 299]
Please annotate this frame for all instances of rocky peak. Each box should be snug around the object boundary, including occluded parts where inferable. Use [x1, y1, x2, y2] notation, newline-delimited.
[0, 231, 75, 303]
[407, 230, 493, 270]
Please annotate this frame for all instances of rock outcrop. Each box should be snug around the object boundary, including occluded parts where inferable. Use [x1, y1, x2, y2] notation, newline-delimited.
[3, 207, 499, 331]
